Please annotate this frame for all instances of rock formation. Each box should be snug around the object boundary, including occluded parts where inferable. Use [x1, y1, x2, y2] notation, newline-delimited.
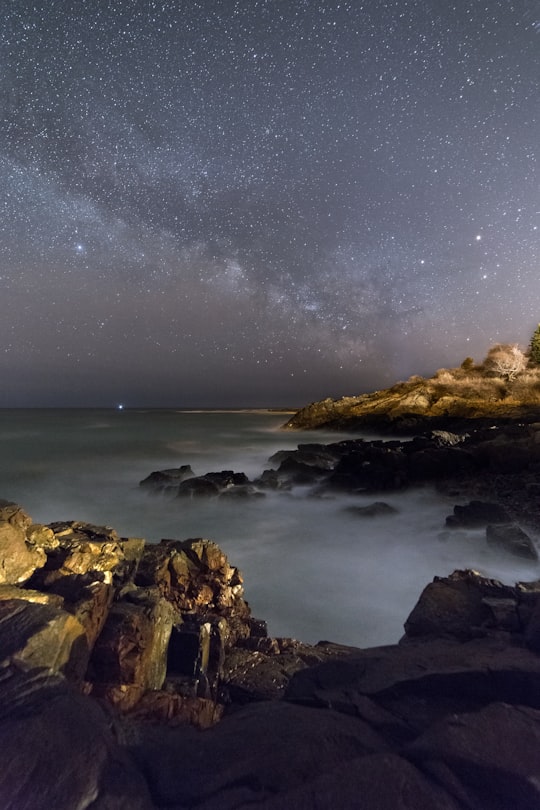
[3, 498, 540, 808]
[283, 357, 540, 432]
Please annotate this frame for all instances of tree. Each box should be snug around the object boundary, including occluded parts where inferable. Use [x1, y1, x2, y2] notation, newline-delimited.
[529, 324, 540, 365]
[483, 344, 527, 381]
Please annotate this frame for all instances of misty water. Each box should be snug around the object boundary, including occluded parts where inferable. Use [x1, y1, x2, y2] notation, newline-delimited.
[1, 409, 538, 647]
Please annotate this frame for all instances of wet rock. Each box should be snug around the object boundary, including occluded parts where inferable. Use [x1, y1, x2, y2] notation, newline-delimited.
[445, 500, 511, 527]
[486, 522, 538, 560]
[139, 465, 195, 492]
[176, 476, 220, 497]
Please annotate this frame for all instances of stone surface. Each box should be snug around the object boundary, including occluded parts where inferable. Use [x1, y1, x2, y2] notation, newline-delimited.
[446, 500, 511, 527]
[0, 598, 89, 679]
[0, 666, 154, 810]
[0, 500, 46, 585]
[88, 589, 175, 710]
[486, 522, 538, 560]
[3, 503, 540, 808]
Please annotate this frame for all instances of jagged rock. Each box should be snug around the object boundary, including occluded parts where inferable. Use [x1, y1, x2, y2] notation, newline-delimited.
[35, 521, 145, 586]
[486, 523, 538, 560]
[0, 666, 154, 810]
[134, 539, 251, 639]
[445, 500, 511, 527]
[139, 465, 195, 492]
[88, 588, 176, 711]
[0, 598, 89, 680]
[403, 569, 522, 640]
[0, 500, 47, 585]
[345, 501, 398, 517]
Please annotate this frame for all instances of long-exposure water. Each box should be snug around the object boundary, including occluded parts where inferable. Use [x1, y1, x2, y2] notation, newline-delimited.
[1, 408, 538, 646]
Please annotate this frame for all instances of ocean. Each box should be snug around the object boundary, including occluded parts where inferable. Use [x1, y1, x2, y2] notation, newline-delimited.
[1, 408, 538, 646]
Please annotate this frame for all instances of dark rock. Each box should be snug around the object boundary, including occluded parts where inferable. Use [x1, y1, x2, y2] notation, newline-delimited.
[176, 477, 220, 497]
[221, 639, 355, 703]
[0, 666, 154, 810]
[345, 501, 398, 517]
[127, 700, 388, 809]
[203, 470, 250, 487]
[445, 500, 511, 527]
[407, 447, 479, 481]
[403, 569, 520, 640]
[406, 702, 540, 810]
[486, 523, 538, 560]
[139, 465, 195, 492]
[326, 447, 407, 492]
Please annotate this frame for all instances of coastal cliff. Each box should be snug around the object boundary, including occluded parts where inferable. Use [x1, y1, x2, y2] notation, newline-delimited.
[1, 498, 540, 809]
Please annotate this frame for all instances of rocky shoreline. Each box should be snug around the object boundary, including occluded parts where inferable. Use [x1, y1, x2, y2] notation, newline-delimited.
[2, 466, 540, 807]
[3, 409, 540, 807]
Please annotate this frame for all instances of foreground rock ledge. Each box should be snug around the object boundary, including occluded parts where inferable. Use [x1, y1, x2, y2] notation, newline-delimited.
[2, 500, 540, 809]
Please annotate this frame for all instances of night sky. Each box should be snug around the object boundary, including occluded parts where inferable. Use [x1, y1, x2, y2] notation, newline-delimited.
[1, 1, 538, 407]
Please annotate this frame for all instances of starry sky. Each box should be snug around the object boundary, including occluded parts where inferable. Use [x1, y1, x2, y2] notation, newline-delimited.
[1, 1, 539, 407]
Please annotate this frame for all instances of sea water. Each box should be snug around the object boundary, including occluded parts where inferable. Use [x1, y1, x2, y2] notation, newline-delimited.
[0, 408, 538, 646]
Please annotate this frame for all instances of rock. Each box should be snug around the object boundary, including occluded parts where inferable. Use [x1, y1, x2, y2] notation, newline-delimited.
[127, 690, 224, 729]
[0, 598, 89, 680]
[88, 588, 176, 711]
[326, 446, 407, 492]
[486, 523, 538, 560]
[222, 639, 357, 703]
[0, 666, 154, 810]
[403, 569, 521, 640]
[134, 538, 252, 652]
[344, 501, 398, 517]
[406, 702, 540, 810]
[139, 465, 195, 492]
[445, 500, 511, 527]
[127, 700, 388, 809]
[176, 477, 220, 497]
[0, 500, 46, 585]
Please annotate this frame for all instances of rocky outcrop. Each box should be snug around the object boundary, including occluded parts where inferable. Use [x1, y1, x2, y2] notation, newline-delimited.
[3, 501, 540, 808]
[283, 365, 540, 432]
[140, 467, 265, 498]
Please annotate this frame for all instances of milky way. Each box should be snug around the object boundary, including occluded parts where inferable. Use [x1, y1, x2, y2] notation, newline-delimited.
[1, 1, 538, 406]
